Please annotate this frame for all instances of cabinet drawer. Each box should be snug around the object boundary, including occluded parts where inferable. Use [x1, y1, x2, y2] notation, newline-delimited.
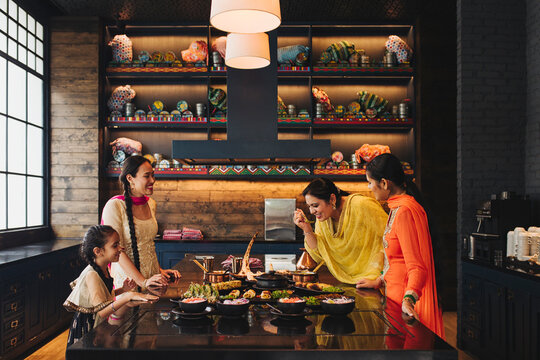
[2, 331, 24, 354]
[1, 281, 24, 301]
[2, 297, 24, 317]
[461, 323, 482, 349]
[463, 275, 481, 295]
[2, 314, 24, 335]
[462, 308, 481, 329]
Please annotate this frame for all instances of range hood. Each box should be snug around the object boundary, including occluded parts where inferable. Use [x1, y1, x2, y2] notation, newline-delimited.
[172, 30, 330, 164]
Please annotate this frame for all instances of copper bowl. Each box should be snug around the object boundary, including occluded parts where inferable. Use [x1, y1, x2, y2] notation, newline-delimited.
[291, 271, 318, 283]
[204, 271, 230, 283]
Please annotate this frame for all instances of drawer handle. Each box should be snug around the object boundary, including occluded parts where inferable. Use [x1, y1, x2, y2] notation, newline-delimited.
[10, 337, 17, 346]
[10, 302, 18, 312]
[10, 319, 19, 328]
[10, 284, 17, 294]
[467, 329, 475, 339]
[507, 291, 514, 300]
[38, 272, 45, 280]
[468, 314, 476, 322]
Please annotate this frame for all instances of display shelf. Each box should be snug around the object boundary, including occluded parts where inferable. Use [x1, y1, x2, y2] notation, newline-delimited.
[313, 117, 413, 128]
[106, 116, 207, 128]
[313, 65, 413, 76]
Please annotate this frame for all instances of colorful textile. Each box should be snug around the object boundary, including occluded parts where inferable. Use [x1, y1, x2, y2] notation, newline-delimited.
[107, 85, 136, 112]
[277, 45, 310, 65]
[211, 36, 227, 58]
[109, 137, 142, 156]
[385, 35, 412, 64]
[181, 40, 208, 63]
[305, 194, 387, 284]
[108, 35, 132, 62]
[319, 41, 356, 63]
[312, 86, 333, 113]
[383, 194, 445, 339]
[208, 87, 227, 112]
[355, 144, 391, 163]
[357, 91, 389, 113]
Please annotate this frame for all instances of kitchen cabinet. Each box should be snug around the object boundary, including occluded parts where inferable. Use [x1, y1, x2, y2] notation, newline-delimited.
[0, 242, 83, 359]
[102, 23, 416, 181]
[155, 240, 303, 269]
[459, 260, 540, 360]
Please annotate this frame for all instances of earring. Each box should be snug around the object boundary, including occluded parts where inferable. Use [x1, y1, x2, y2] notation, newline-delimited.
[332, 203, 336, 210]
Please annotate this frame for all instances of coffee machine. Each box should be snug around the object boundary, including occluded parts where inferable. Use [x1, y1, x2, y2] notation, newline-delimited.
[466, 191, 531, 264]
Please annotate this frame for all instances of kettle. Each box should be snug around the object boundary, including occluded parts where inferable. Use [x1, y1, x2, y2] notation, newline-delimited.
[296, 248, 317, 270]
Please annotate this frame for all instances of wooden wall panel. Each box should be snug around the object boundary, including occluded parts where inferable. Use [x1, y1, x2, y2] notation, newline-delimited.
[104, 179, 372, 241]
[49, 17, 100, 239]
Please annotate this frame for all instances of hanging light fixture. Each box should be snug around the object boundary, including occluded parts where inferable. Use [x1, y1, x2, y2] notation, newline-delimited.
[210, 0, 281, 33]
[225, 33, 270, 69]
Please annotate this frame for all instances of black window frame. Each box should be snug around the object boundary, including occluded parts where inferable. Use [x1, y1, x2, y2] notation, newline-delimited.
[0, 0, 50, 250]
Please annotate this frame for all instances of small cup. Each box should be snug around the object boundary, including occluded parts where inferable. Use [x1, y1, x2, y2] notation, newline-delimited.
[232, 257, 243, 273]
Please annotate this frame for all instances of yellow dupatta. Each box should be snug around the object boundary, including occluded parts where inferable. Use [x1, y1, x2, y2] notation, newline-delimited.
[305, 194, 387, 284]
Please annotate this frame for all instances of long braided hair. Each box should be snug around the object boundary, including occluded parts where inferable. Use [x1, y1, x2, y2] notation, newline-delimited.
[119, 155, 152, 271]
[80, 225, 117, 292]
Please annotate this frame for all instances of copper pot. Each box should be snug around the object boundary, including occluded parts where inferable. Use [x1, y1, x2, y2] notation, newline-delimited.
[204, 271, 230, 283]
[291, 271, 318, 283]
[296, 248, 317, 270]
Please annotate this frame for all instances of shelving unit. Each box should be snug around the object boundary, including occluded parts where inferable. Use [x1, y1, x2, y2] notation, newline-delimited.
[101, 23, 416, 180]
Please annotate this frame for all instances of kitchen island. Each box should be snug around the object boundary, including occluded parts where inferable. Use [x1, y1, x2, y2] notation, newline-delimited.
[66, 254, 456, 359]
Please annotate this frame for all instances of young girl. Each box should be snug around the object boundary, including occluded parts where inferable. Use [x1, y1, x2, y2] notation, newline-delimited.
[64, 225, 158, 346]
[365, 153, 445, 339]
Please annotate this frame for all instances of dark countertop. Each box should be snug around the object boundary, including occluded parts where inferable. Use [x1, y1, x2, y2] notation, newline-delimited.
[0, 239, 80, 267]
[67, 255, 456, 359]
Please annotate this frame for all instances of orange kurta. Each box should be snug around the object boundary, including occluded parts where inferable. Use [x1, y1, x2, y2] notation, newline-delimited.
[383, 194, 445, 339]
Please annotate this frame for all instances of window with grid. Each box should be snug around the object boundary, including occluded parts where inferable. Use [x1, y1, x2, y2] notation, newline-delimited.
[0, 0, 45, 231]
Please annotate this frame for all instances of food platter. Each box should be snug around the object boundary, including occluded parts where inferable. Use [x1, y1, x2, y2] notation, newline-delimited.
[293, 285, 345, 295]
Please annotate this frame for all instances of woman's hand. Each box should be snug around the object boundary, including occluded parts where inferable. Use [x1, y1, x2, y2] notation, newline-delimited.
[121, 278, 137, 292]
[144, 273, 168, 287]
[294, 208, 313, 233]
[401, 297, 419, 321]
[356, 277, 382, 289]
[160, 268, 182, 283]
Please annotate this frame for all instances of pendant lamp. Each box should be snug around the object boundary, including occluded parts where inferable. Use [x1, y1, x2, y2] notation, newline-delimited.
[225, 33, 270, 69]
[210, 0, 281, 33]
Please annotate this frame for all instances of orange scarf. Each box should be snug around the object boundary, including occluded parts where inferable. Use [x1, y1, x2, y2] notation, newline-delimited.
[386, 194, 445, 339]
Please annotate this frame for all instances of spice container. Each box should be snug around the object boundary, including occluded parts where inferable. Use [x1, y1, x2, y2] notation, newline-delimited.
[287, 104, 296, 116]
[125, 102, 134, 117]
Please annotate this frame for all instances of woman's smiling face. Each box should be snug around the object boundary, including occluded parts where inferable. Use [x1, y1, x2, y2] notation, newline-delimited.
[128, 161, 155, 197]
[304, 194, 334, 222]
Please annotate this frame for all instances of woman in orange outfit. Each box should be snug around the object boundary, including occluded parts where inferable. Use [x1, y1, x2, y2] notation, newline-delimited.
[365, 153, 445, 339]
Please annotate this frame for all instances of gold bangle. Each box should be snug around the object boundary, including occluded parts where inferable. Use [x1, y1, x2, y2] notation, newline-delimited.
[111, 302, 117, 312]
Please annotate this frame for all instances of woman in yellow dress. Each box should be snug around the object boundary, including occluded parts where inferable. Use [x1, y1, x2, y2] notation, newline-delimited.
[293, 178, 387, 287]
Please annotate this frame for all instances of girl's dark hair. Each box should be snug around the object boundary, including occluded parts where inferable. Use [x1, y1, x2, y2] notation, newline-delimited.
[80, 225, 117, 291]
[365, 153, 425, 208]
[302, 177, 350, 207]
[119, 155, 151, 271]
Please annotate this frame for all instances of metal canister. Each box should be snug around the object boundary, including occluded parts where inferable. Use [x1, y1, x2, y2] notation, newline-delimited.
[212, 51, 222, 66]
[398, 102, 409, 118]
[287, 104, 296, 116]
[392, 105, 399, 118]
[232, 257, 243, 273]
[361, 54, 370, 67]
[384, 51, 396, 67]
[153, 153, 163, 164]
[125, 102, 134, 117]
[350, 154, 359, 169]
[315, 103, 323, 118]
[196, 103, 206, 117]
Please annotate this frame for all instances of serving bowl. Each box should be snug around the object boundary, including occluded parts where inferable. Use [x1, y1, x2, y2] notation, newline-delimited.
[277, 297, 306, 314]
[255, 272, 288, 288]
[216, 298, 250, 317]
[320, 297, 355, 315]
[179, 297, 208, 313]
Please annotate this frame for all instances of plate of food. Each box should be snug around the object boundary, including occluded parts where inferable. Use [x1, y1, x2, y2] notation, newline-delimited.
[293, 282, 345, 295]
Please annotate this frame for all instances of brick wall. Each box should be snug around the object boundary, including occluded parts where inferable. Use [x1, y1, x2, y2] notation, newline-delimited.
[526, 0, 540, 218]
[49, 17, 100, 238]
[457, 0, 526, 239]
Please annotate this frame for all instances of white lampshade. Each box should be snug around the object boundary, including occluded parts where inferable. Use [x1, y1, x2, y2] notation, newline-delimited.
[225, 33, 270, 69]
[210, 0, 281, 33]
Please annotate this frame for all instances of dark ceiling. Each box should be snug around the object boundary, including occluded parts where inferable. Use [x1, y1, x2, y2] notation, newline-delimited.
[47, 0, 421, 23]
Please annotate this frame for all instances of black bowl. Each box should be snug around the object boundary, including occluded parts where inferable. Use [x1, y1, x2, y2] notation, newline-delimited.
[255, 272, 288, 289]
[217, 317, 250, 335]
[179, 298, 208, 313]
[216, 300, 250, 317]
[277, 298, 306, 314]
[321, 315, 355, 334]
[321, 298, 355, 316]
